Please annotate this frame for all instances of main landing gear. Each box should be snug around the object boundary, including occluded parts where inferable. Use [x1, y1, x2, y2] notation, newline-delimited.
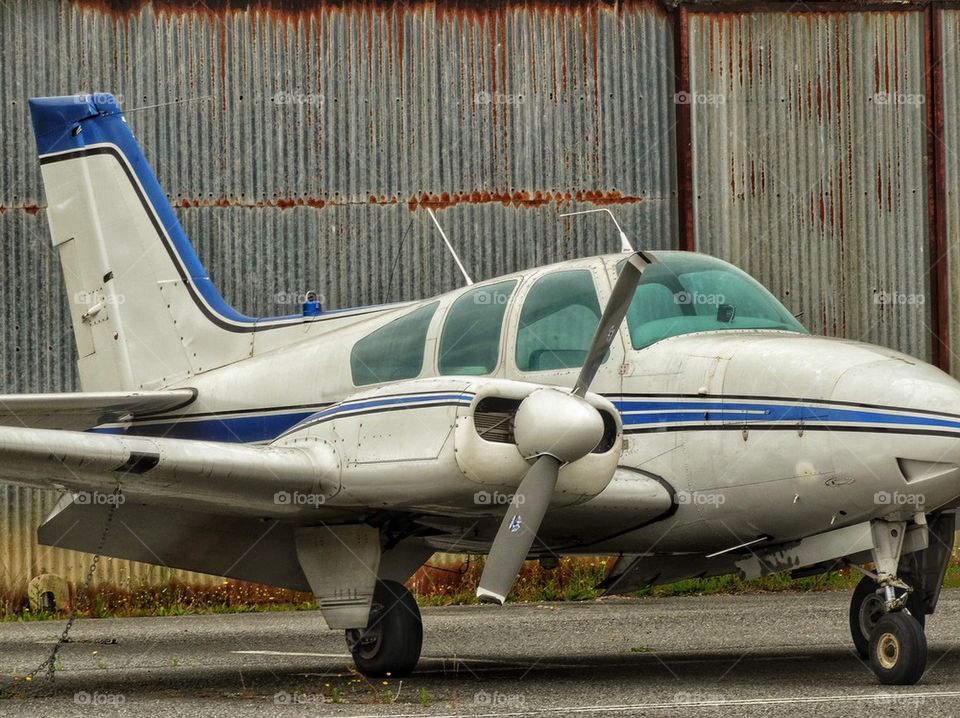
[346, 579, 423, 677]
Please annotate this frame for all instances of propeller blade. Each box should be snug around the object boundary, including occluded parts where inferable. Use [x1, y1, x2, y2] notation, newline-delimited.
[476, 455, 562, 604]
[572, 251, 651, 397]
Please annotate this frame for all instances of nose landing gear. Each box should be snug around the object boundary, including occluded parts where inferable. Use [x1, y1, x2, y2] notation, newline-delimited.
[849, 572, 927, 684]
[849, 573, 925, 659]
[847, 517, 932, 685]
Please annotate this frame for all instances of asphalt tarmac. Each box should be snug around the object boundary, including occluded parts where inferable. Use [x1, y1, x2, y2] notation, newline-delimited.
[1, 590, 959, 717]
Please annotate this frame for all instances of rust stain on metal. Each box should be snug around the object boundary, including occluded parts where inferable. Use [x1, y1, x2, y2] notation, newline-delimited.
[168, 190, 643, 212]
[175, 196, 328, 209]
[407, 189, 643, 211]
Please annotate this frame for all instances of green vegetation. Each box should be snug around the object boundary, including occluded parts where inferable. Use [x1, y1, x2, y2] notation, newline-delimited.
[2, 553, 959, 621]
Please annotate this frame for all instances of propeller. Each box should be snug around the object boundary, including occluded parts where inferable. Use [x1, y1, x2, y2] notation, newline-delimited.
[476, 252, 652, 603]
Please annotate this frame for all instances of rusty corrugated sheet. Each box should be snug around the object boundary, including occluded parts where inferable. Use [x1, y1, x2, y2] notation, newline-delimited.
[940, 9, 960, 377]
[687, 10, 932, 362]
[0, 486, 218, 594]
[0, 0, 677, 591]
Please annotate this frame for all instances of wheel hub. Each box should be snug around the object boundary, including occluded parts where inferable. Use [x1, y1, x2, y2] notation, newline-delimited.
[859, 594, 886, 639]
[876, 631, 901, 670]
[346, 600, 385, 660]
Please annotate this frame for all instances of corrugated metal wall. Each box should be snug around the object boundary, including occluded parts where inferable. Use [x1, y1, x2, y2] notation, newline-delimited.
[687, 10, 932, 361]
[1, 0, 958, 594]
[941, 9, 960, 376]
[0, 0, 677, 590]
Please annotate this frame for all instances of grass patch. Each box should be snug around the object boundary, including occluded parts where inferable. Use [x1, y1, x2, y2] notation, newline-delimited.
[2, 550, 959, 620]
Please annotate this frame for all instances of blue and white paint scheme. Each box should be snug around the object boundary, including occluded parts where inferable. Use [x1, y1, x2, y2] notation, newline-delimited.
[2, 93, 958, 684]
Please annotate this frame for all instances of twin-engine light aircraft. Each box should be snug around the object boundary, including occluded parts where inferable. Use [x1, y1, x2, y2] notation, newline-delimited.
[6, 93, 959, 685]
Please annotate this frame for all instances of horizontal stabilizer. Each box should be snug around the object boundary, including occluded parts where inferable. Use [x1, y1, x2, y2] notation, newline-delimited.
[0, 389, 196, 430]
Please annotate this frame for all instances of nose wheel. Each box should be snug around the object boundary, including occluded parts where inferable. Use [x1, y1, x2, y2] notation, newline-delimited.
[345, 579, 422, 678]
[868, 612, 927, 685]
[849, 574, 925, 658]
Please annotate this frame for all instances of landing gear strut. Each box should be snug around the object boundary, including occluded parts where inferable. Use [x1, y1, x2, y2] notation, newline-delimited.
[346, 579, 422, 677]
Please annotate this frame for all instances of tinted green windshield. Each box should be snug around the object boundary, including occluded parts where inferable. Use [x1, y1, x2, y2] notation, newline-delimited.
[621, 253, 807, 349]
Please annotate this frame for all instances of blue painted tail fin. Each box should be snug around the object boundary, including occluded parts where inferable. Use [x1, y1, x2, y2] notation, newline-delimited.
[29, 93, 300, 390]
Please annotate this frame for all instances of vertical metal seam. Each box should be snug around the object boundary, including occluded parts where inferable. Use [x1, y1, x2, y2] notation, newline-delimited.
[926, 5, 950, 372]
[674, 5, 695, 252]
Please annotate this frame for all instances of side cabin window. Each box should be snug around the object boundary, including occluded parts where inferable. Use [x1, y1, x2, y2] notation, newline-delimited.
[516, 270, 602, 371]
[351, 302, 439, 386]
[439, 280, 517, 375]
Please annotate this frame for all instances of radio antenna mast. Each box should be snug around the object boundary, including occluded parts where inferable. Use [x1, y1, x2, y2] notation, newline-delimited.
[559, 208, 635, 253]
[427, 208, 473, 286]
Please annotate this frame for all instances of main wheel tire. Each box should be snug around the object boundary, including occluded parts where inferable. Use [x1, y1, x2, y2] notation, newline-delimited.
[345, 579, 422, 678]
[869, 611, 927, 685]
[849, 575, 925, 659]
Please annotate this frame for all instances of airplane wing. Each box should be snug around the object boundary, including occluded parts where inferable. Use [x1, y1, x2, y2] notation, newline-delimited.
[0, 389, 197, 430]
[0, 423, 336, 518]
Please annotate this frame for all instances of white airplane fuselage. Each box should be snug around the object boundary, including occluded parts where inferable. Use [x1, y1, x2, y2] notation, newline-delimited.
[95, 252, 960, 559]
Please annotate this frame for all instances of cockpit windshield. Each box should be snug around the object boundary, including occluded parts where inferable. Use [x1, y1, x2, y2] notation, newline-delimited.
[621, 252, 807, 349]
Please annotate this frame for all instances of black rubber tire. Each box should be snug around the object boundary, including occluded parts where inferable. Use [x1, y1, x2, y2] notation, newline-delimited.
[345, 579, 422, 678]
[849, 575, 925, 659]
[869, 611, 927, 685]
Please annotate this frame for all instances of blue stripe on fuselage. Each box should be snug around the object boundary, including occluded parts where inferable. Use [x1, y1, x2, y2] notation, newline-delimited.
[614, 399, 960, 431]
[90, 394, 960, 445]
[89, 392, 475, 443]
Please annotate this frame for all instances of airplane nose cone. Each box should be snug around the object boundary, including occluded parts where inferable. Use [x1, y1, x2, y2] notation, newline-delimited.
[829, 349, 960, 512]
[831, 352, 960, 416]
